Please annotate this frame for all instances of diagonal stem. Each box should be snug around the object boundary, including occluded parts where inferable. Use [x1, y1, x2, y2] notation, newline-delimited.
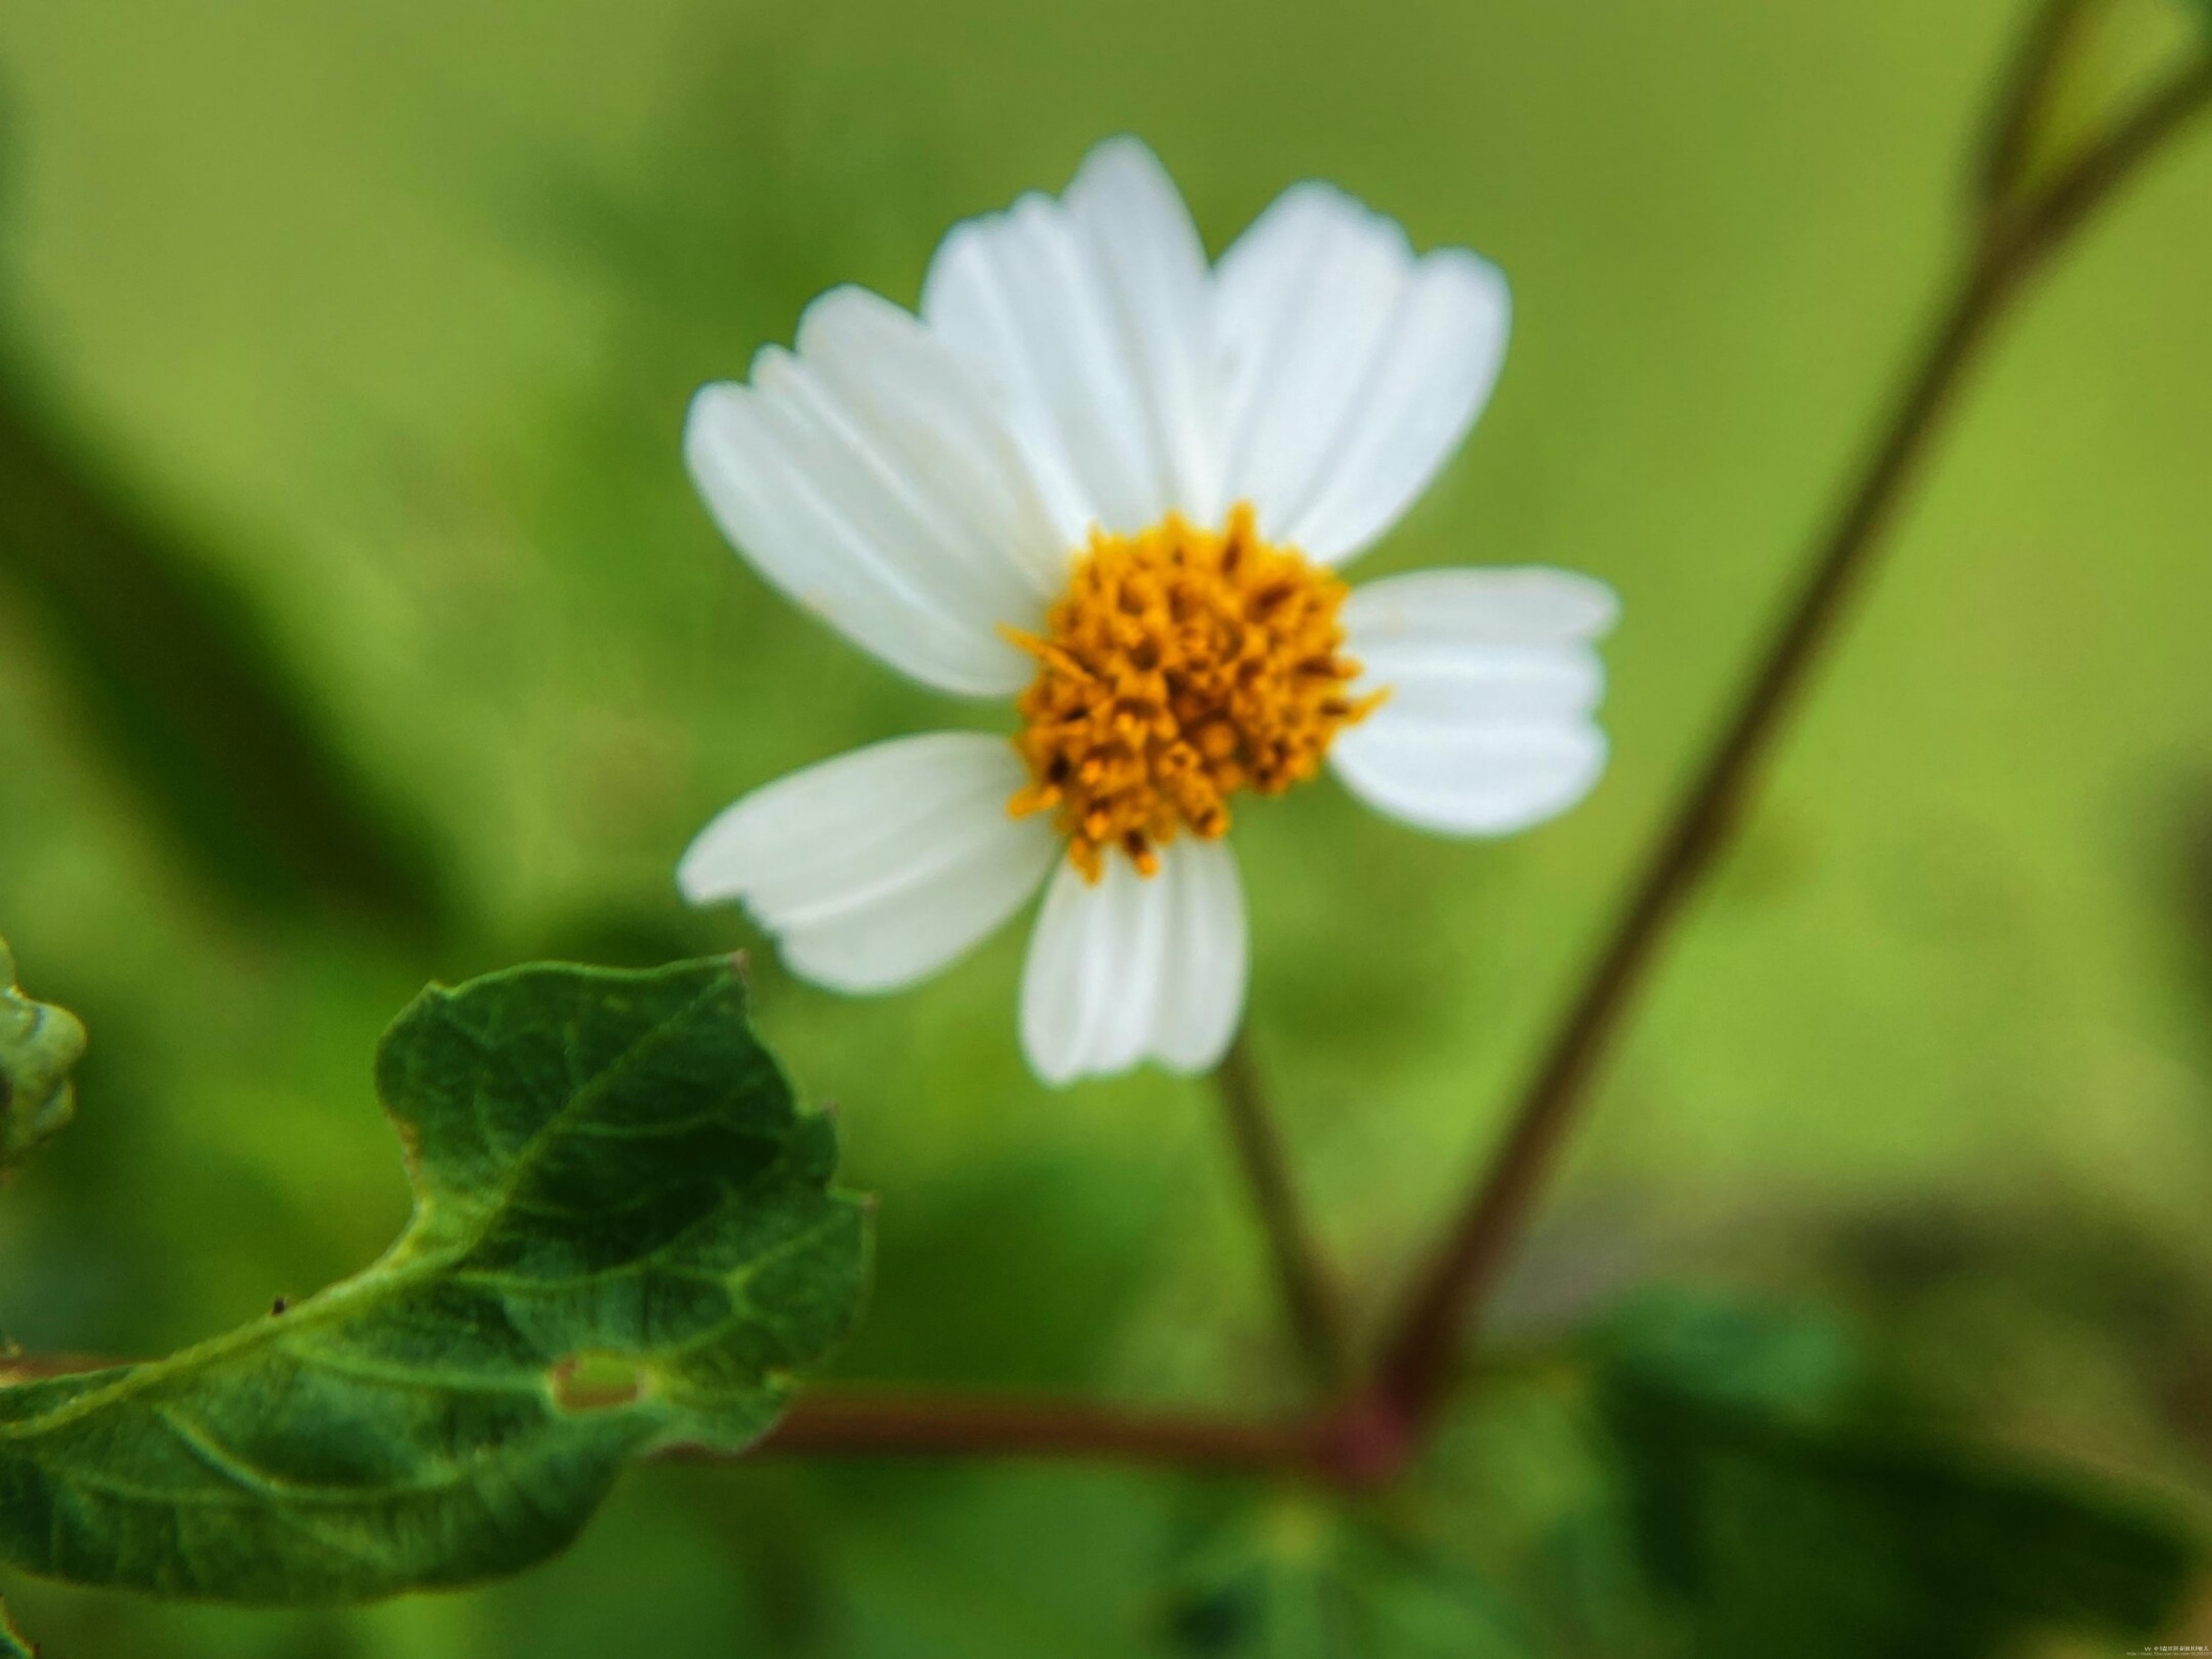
[1212, 1030, 1353, 1394]
[2002, 58, 2212, 257]
[1365, 52, 2212, 1435]
[1370, 252, 2015, 1429]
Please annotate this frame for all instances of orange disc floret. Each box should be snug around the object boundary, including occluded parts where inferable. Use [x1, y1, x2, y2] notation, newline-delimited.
[1006, 504, 1383, 881]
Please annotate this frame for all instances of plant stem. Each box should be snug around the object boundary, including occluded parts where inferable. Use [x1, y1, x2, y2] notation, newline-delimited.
[2002, 58, 2212, 258]
[1366, 52, 2212, 1434]
[665, 1389, 1320, 1474]
[1978, 0, 2091, 210]
[1212, 1030, 1353, 1395]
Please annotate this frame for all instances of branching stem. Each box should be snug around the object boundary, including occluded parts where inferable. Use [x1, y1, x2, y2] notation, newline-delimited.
[1978, 0, 2092, 210]
[690, 45, 2212, 1478]
[1364, 51, 2212, 1437]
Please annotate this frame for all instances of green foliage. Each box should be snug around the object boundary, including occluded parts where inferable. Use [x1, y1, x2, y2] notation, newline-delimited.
[0, 939, 84, 1173]
[1161, 1292, 2200, 1659]
[1594, 1286, 1859, 1418]
[0, 957, 866, 1604]
[1591, 1291, 2198, 1657]
[1161, 1496, 1535, 1659]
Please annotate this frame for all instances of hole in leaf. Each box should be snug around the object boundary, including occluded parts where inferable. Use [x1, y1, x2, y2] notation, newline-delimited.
[551, 1353, 647, 1412]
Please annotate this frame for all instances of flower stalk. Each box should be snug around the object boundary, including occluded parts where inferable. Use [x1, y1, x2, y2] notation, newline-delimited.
[1211, 1030, 1353, 1396]
[1365, 42, 2212, 1445]
[716, 1389, 1323, 1474]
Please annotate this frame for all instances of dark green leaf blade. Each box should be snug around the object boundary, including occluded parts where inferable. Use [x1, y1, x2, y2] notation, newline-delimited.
[1594, 1295, 2199, 1658]
[0, 957, 866, 1603]
[0, 939, 84, 1172]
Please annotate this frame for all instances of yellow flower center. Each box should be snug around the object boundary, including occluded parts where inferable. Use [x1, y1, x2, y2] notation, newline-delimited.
[1007, 504, 1382, 881]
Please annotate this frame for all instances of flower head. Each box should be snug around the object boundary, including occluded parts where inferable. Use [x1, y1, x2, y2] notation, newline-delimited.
[1005, 504, 1384, 880]
[679, 137, 1617, 1085]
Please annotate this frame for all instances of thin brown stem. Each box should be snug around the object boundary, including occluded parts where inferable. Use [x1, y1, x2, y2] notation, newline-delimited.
[2007, 58, 2212, 257]
[664, 1388, 1320, 1475]
[1212, 1030, 1353, 1394]
[1366, 52, 2212, 1435]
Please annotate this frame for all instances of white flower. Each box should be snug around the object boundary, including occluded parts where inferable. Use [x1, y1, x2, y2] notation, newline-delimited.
[678, 137, 1618, 1087]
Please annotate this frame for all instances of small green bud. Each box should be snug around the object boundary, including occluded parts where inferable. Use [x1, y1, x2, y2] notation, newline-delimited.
[0, 938, 87, 1170]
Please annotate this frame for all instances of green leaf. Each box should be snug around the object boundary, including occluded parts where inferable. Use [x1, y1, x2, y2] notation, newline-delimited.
[0, 364, 451, 936]
[1161, 1498, 1537, 1659]
[1594, 1286, 1858, 1419]
[1596, 1303, 2199, 1658]
[0, 939, 85, 1172]
[0, 1597, 30, 1659]
[0, 957, 867, 1603]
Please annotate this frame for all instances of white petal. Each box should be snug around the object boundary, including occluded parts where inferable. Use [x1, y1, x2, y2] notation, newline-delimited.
[1019, 838, 1249, 1085]
[1331, 567, 1617, 836]
[1340, 566, 1618, 644]
[1151, 837, 1248, 1074]
[922, 136, 1218, 543]
[680, 733, 1058, 993]
[1215, 183, 1510, 565]
[1332, 724, 1608, 838]
[685, 286, 1064, 696]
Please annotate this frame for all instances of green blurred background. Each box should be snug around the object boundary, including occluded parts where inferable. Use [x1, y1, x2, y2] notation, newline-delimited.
[2, 0, 2211, 1652]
